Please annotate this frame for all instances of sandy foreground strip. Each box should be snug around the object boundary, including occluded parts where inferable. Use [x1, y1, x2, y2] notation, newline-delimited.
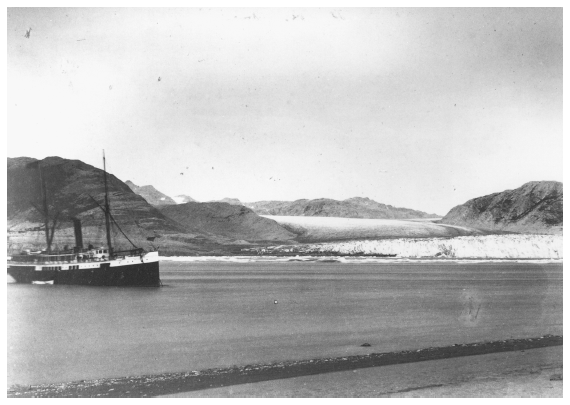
[167, 346, 561, 398]
[7, 335, 562, 398]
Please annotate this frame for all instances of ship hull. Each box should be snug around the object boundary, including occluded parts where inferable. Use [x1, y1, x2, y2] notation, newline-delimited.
[8, 261, 160, 287]
[7, 266, 57, 284]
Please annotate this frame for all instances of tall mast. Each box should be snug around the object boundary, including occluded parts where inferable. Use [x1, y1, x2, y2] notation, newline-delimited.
[103, 150, 113, 257]
[39, 165, 51, 253]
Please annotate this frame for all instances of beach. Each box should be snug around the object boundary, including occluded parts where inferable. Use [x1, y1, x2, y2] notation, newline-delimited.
[162, 344, 563, 398]
[8, 336, 562, 397]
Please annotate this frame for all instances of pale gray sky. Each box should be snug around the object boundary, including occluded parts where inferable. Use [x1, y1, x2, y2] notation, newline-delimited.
[7, 8, 562, 215]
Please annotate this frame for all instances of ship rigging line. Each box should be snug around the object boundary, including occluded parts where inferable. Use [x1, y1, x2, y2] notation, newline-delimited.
[29, 201, 59, 250]
[87, 194, 138, 250]
[102, 151, 114, 256]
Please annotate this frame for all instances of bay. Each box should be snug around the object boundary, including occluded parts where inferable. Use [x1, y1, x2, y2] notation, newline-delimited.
[7, 261, 562, 386]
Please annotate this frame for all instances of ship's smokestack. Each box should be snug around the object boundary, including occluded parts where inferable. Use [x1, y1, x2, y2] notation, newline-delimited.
[72, 217, 83, 251]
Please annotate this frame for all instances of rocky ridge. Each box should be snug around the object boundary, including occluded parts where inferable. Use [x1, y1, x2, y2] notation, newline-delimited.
[441, 181, 562, 234]
[244, 197, 439, 219]
[125, 180, 176, 206]
[209, 198, 243, 205]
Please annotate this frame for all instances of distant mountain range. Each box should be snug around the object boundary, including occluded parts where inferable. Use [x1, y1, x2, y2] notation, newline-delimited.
[127, 182, 440, 220]
[125, 180, 176, 206]
[7, 157, 563, 255]
[440, 181, 563, 235]
[243, 197, 440, 219]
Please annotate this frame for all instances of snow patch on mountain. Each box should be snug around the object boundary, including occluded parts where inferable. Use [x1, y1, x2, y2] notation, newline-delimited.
[172, 195, 197, 204]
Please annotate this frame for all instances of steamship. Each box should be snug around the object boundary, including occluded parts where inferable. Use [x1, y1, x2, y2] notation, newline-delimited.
[7, 154, 161, 287]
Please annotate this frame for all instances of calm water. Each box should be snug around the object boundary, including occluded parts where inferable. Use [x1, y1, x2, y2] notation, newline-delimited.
[7, 261, 562, 386]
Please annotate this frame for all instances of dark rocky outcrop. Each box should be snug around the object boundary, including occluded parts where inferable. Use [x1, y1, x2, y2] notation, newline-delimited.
[244, 197, 439, 219]
[440, 181, 562, 234]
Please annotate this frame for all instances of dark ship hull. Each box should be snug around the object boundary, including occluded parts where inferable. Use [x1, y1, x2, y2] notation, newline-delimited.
[56, 261, 160, 287]
[7, 266, 57, 284]
[8, 252, 161, 287]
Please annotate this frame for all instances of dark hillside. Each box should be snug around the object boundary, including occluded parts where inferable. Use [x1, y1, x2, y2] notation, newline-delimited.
[7, 157, 211, 254]
[158, 202, 296, 243]
[440, 181, 562, 234]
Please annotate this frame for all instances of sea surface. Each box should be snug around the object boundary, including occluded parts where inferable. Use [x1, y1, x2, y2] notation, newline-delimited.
[7, 260, 563, 386]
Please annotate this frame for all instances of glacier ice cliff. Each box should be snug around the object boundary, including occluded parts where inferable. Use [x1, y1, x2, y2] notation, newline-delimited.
[280, 234, 563, 259]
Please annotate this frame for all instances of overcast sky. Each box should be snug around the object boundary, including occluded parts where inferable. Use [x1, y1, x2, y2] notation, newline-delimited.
[7, 8, 562, 215]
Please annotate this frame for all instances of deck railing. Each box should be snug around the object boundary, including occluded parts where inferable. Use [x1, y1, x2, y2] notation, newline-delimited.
[9, 248, 146, 264]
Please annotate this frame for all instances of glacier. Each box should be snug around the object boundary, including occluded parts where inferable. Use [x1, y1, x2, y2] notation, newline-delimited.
[290, 234, 563, 259]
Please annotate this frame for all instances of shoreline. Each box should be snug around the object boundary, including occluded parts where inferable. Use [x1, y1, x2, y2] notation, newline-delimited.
[7, 335, 562, 398]
[159, 255, 563, 264]
[160, 253, 564, 263]
[160, 346, 562, 398]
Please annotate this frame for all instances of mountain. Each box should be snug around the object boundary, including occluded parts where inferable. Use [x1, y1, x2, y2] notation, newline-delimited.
[6, 157, 267, 255]
[7, 157, 195, 252]
[243, 197, 439, 219]
[172, 194, 197, 204]
[208, 198, 243, 205]
[158, 202, 297, 242]
[345, 197, 441, 218]
[125, 180, 176, 206]
[243, 200, 294, 214]
[440, 181, 563, 234]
